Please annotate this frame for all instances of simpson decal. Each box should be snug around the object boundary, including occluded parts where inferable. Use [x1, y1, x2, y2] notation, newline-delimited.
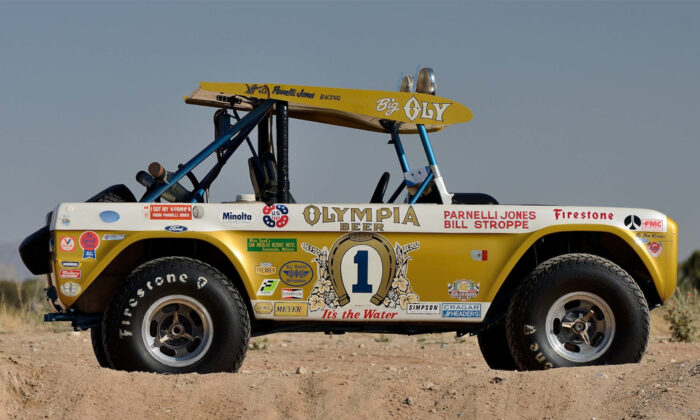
[303, 233, 420, 312]
[407, 303, 440, 315]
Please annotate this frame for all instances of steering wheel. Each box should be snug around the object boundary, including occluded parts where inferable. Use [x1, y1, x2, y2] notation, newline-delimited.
[370, 172, 390, 203]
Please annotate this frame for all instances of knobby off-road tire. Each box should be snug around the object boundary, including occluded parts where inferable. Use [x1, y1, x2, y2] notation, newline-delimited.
[477, 320, 517, 370]
[506, 253, 649, 371]
[88, 184, 136, 368]
[102, 257, 250, 374]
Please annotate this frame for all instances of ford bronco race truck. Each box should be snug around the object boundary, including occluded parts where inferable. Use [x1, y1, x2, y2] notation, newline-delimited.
[20, 69, 678, 373]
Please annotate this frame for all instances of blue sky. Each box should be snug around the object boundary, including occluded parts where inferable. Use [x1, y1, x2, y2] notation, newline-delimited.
[1, 1, 698, 260]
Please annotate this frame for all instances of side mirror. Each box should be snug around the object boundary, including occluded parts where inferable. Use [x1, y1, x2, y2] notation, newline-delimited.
[416, 68, 436, 95]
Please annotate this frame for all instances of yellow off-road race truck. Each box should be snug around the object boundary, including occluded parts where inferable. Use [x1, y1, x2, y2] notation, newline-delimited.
[20, 69, 678, 373]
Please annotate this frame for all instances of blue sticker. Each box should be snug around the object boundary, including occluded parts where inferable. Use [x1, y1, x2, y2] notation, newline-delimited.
[279, 261, 314, 287]
[441, 303, 481, 319]
[165, 225, 188, 233]
[61, 261, 80, 268]
[99, 211, 120, 223]
[103, 234, 126, 241]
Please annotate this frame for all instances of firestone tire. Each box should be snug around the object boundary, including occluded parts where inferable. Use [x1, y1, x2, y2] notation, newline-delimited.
[506, 253, 649, 371]
[90, 325, 111, 368]
[477, 320, 517, 370]
[102, 257, 250, 374]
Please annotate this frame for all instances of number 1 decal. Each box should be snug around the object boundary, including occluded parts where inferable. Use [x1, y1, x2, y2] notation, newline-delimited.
[352, 250, 372, 293]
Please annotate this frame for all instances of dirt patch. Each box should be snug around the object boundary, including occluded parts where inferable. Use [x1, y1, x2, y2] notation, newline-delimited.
[1, 316, 700, 419]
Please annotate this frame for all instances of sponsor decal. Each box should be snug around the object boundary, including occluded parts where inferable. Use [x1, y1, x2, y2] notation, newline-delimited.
[274, 302, 308, 317]
[247, 238, 297, 252]
[164, 225, 188, 233]
[470, 250, 488, 261]
[407, 303, 440, 315]
[244, 84, 270, 95]
[319, 93, 341, 101]
[443, 210, 536, 230]
[624, 215, 642, 230]
[403, 96, 451, 122]
[221, 211, 254, 225]
[99, 210, 120, 223]
[60, 261, 80, 268]
[257, 279, 280, 296]
[272, 85, 315, 99]
[303, 233, 421, 312]
[647, 241, 663, 257]
[60, 214, 71, 226]
[59, 269, 81, 279]
[279, 261, 314, 287]
[103, 234, 126, 241]
[255, 263, 277, 275]
[79, 231, 99, 260]
[321, 308, 398, 320]
[448, 279, 480, 301]
[376, 97, 400, 116]
[441, 302, 481, 319]
[254, 302, 273, 314]
[60, 281, 82, 297]
[642, 218, 664, 232]
[553, 209, 614, 221]
[262, 204, 289, 228]
[60, 236, 75, 252]
[144, 204, 192, 220]
[281, 288, 304, 300]
[192, 205, 204, 219]
[303, 205, 419, 232]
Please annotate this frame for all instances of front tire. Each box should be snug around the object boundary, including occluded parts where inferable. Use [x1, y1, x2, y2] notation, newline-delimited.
[506, 253, 649, 370]
[102, 257, 250, 374]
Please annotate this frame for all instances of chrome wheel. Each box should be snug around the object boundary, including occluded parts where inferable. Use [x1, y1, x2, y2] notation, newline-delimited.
[141, 295, 213, 367]
[545, 291, 615, 363]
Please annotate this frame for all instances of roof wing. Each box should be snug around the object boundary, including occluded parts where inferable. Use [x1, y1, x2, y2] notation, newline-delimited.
[184, 82, 473, 133]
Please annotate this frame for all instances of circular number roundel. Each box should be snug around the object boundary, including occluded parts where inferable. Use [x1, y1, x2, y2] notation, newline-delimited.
[263, 204, 289, 228]
[328, 232, 396, 307]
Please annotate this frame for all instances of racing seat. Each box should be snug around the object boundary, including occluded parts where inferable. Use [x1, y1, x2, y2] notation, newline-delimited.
[248, 152, 295, 204]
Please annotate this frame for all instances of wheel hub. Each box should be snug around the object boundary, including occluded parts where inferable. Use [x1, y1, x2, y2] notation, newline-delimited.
[544, 292, 616, 363]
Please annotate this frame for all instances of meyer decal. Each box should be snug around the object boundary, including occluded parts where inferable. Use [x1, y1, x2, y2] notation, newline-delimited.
[99, 210, 120, 223]
[262, 204, 289, 228]
[274, 302, 308, 317]
[255, 263, 277, 275]
[103, 234, 126, 241]
[79, 231, 99, 260]
[279, 261, 314, 287]
[448, 279, 480, 301]
[59, 269, 81, 279]
[407, 303, 440, 315]
[257, 279, 280, 296]
[247, 238, 297, 252]
[60, 236, 75, 252]
[144, 204, 192, 220]
[164, 225, 188, 233]
[303, 205, 419, 232]
[470, 250, 488, 261]
[281, 288, 304, 300]
[221, 211, 254, 224]
[254, 301, 273, 314]
[441, 303, 481, 319]
[60, 281, 82, 297]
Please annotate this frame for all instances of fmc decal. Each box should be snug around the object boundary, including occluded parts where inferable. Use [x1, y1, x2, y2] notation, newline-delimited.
[303, 205, 419, 232]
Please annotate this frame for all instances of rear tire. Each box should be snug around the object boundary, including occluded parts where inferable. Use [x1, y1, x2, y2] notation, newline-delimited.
[477, 320, 517, 370]
[506, 253, 649, 370]
[102, 257, 250, 374]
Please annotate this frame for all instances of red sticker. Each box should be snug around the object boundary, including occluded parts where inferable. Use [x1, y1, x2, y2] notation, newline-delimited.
[79, 231, 100, 259]
[146, 204, 192, 220]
